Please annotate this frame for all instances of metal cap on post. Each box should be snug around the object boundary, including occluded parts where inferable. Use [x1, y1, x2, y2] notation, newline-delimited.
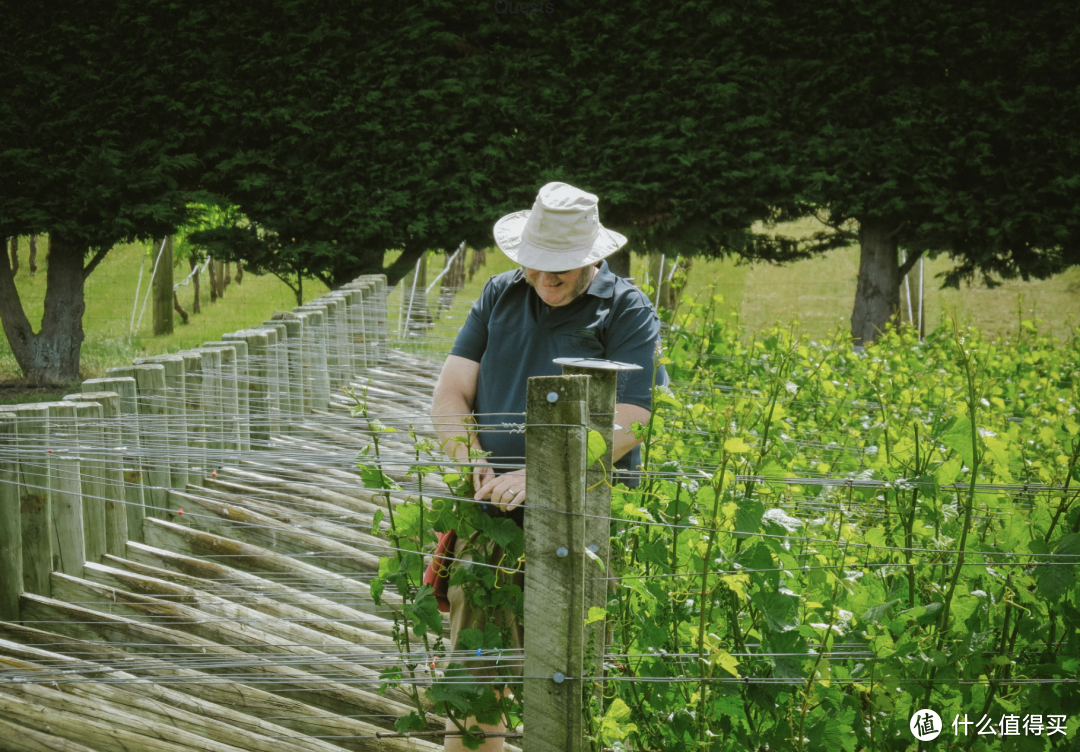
[524, 373, 590, 752]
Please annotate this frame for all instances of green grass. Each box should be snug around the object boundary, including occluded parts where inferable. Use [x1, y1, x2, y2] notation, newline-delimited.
[1, 239, 328, 387]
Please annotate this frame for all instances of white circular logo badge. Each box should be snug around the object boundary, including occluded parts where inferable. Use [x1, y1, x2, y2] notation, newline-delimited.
[910, 709, 943, 741]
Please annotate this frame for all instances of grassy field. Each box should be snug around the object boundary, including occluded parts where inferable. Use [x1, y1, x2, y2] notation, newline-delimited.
[4, 224, 1077, 398]
[1, 239, 328, 399]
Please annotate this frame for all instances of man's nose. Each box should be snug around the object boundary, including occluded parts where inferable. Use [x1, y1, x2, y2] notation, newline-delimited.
[539, 272, 562, 285]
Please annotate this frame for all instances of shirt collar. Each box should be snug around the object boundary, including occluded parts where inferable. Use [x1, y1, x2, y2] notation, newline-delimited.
[585, 260, 617, 299]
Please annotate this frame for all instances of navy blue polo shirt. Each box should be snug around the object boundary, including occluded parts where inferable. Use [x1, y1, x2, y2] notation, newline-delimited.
[450, 260, 667, 479]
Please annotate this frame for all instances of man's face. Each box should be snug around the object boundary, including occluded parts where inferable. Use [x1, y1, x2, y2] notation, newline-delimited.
[522, 265, 594, 307]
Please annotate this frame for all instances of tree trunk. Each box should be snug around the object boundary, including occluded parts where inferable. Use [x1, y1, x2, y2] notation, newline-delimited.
[223, 261, 231, 290]
[850, 217, 902, 346]
[0, 233, 86, 383]
[208, 258, 218, 303]
[8, 237, 18, 276]
[28, 235, 37, 277]
[235, 259, 243, 284]
[152, 236, 174, 335]
[190, 257, 201, 314]
[172, 291, 189, 324]
[606, 248, 631, 279]
[467, 246, 486, 281]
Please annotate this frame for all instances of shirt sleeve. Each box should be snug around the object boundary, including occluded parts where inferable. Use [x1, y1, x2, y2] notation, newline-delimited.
[604, 291, 668, 410]
[449, 276, 496, 363]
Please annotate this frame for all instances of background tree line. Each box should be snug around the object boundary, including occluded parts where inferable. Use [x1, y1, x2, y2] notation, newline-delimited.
[2, 0, 1078, 381]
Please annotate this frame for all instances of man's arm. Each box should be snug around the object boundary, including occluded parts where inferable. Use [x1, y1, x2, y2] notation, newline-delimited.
[431, 354, 482, 462]
[613, 402, 650, 461]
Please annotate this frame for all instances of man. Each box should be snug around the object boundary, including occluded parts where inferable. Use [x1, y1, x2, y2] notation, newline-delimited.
[430, 181, 666, 751]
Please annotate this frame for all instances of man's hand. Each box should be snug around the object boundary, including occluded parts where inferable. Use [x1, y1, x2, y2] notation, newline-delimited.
[474, 468, 526, 512]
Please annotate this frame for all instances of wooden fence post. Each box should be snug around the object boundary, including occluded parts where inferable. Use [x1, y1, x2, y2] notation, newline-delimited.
[342, 285, 370, 372]
[194, 346, 224, 466]
[133, 354, 187, 490]
[294, 304, 331, 409]
[259, 321, 292, 431]
[232, 330, 269, 446]
[279, 318, 305, 423]
[46, 401, 84, 577]
[0, 412, 21, 619]
[83, 376, 145, 543]
[178, 351, 206, 486]
[14, 404, 51, 597]
[69, 391, 129, 556]
[322, 294, 350, 388]
[524, 374, 591, 752]
[557, 357, 640, 708]
[200, 343, 240, 457]
[252, 326, 282, 438]
[315, 298, 342, 392]
[132, 364, 171, 518]
[65, 399, 107, 565]
[204, 340, 248, 453]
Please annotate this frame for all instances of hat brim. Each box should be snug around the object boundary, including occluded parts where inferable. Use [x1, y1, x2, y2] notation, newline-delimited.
[493, 210, 628, 272]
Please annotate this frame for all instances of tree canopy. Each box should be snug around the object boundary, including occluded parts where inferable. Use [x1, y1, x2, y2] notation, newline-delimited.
[767, 0, 1080, 340]
[0, 2, 214, 381]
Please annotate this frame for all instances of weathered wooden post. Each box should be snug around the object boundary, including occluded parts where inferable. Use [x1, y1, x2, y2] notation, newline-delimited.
[200, 343, 240, 457]
[557, 357, 639, 710]
[524, 374, 591, 752]
[230, 330, 269, 446]
[178, 350, 206, 486]
[46, 401, 84, 577]
[133, 354, 187, 490]
[69, 390, 129, 556]
[63, 399, 108, 565]
[204, 340, 247, 453]
[0, 412, 21, 619]
[364, 275, 388, 365]
[251, 326, 282, 438]
[14, 404, 50, 597]
[216, 336, 252, 452]
[294, 304, 331, 409]
[341, 284, 370, 372]
[259, 321, 291, 431]
[279, 317, 305, 422]
[194, 346, 224, 466]
[321, 294, 349, 388]
[132, 364, 171, 518]
[84, 376, 144, 543]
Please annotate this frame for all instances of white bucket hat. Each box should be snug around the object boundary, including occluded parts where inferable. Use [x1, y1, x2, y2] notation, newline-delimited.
[493, 182, 627, 272]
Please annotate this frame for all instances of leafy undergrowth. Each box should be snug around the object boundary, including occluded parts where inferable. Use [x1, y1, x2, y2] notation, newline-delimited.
[601, 296, 1080, 750]
[362, 294, 1080, 750]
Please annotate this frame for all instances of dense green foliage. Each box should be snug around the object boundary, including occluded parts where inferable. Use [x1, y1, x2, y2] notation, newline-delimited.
[599, 300, 1080, 749]
[773, 0, 1080, 286]
[370, 303, 1080, 749]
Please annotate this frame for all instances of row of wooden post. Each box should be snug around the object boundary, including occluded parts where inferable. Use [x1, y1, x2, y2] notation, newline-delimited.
[0, 275, 387, 622]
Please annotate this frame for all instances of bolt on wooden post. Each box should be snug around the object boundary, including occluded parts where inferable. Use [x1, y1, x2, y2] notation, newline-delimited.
[523, 374, 592, 752]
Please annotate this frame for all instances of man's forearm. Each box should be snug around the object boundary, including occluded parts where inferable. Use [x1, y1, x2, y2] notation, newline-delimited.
[613, 402, 651, 462]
